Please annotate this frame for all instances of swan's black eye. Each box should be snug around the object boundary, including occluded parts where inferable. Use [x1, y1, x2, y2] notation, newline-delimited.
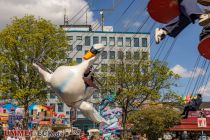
[90, 47, 100, 54]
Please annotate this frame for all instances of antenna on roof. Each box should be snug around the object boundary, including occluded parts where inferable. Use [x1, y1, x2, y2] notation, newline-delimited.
[91, 0, 115, 32]
[64, 8, 69, 25]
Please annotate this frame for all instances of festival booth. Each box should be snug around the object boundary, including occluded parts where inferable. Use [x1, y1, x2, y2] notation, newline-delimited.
[0, 107, 9, 129]
[1, 104, 18, 129]
[29, 104, 53, 128]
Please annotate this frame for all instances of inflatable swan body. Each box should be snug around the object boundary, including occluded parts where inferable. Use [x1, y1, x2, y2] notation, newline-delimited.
[33, 44, 108, 124]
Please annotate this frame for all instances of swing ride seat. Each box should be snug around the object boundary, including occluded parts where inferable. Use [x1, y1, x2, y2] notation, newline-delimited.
[198, 25, 210, 60]
[147, 0, 180, 24]
[199, 37, 210, 60]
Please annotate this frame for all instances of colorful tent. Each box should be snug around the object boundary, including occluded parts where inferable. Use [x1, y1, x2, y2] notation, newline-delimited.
[29, 103, 52, 112]
[2, 104, 17, 112]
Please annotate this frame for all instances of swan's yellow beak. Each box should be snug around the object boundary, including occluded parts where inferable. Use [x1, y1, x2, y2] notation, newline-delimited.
[83, 50, 95, 60]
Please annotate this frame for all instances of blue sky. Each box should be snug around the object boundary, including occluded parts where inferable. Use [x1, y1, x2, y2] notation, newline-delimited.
[88, 0, 210, 100]
[0, 0, 209, 100]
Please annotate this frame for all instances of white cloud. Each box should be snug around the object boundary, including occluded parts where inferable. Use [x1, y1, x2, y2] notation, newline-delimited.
[133, 21, 141, 28]
[171, 65, 205, 78]
[198, 81, 210, 96]
[122, 19, 141, 28]
[122, 19, 130, 28]
[0, 0, 96, 30]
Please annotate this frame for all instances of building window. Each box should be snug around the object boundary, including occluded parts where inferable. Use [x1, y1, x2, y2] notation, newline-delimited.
[101, 64, 108, 72]
[76, 45, 82, 51]
[67, 36, 73, 40]
[93, 36, 99, 44]
[134, 51, 140, 60]
[50, 103, 55, 111]
[125, 38, 131, 47]
[134, 38, 139, 47]
[126, 51, 132, 60]
[117, 37, 123, 47]
[101, 51, 107, 59]
[69, 45, 73, 51]
[118, 51, 124, 59]
[84, 50, 89, 55]
[57, 103, 64, 112]
[101, 37, 107, 46]
[109, 37, 115, 46]
[142, 38, 148, 47]
[76, 36, 82, 40]
[66, 111, 70, 115]
[109, 51, 115, 59]
[50, 93, 56, 99]
[110, 64, 115, 72]
[142, 52, 149, 60]
[85, 36, 91, 46]
[76, 58, 82, 64]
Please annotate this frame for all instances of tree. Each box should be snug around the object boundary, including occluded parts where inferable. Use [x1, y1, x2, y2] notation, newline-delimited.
[0, 15, 68, 129]
[128, 104, 181, 140]
[98, 58, 180, 138]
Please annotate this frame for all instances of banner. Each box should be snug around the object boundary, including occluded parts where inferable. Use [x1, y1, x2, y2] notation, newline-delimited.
[198, 118, 207, 128]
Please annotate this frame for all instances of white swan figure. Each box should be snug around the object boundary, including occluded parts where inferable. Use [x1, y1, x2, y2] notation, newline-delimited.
[33, 44, 108, 124]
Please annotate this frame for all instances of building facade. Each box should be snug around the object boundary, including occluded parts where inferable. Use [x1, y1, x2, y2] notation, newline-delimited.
[47, 25, 150, 132]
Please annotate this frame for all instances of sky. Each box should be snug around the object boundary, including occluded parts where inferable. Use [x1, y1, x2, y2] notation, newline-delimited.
[0, 0, 209, 100]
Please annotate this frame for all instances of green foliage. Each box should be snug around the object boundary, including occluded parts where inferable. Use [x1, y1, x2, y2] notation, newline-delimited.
[97, 59, 180, 136]
[99, 59, 179, 110]
[0, 15, 68, 106]
[128, 105, 181, 140]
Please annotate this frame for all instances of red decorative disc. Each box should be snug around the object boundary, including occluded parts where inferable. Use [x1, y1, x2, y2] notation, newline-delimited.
[147, 0, 180, 24]
[198, 37, 210, 60]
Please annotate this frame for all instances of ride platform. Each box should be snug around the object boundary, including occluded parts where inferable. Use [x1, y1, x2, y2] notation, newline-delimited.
[169, 111, 210, 131]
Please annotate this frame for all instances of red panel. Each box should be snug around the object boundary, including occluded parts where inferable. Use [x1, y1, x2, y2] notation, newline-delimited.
[169, 111, 210, 131]
[147, 0, 180, 24]
[198, 37, 210, 60]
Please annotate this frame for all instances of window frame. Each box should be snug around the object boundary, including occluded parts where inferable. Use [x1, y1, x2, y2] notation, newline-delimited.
[126, 51, 132, 60]
[109, 51, 116, 59]
[85, 36, 91, 46]
[134, 38, 140, 47]
[142, 37, 148, 47]
[93, 36, 99, 44]
[76, 36, 82, 40]
[125, 37, 131, 47]
[101, 51, 108, 59]
[134, 51, 140, 60]
[118, 51, 124, 59]
[76, 58, 82, 63]
[117, 37, 123, 47]
[76, 45, 82, 51]
[67, 36, 73, 40]
[101, 37, 107, 46]
[57, 103, 64, 112]
[101, 64, 108, 72]
[109, 37, 115, 46]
